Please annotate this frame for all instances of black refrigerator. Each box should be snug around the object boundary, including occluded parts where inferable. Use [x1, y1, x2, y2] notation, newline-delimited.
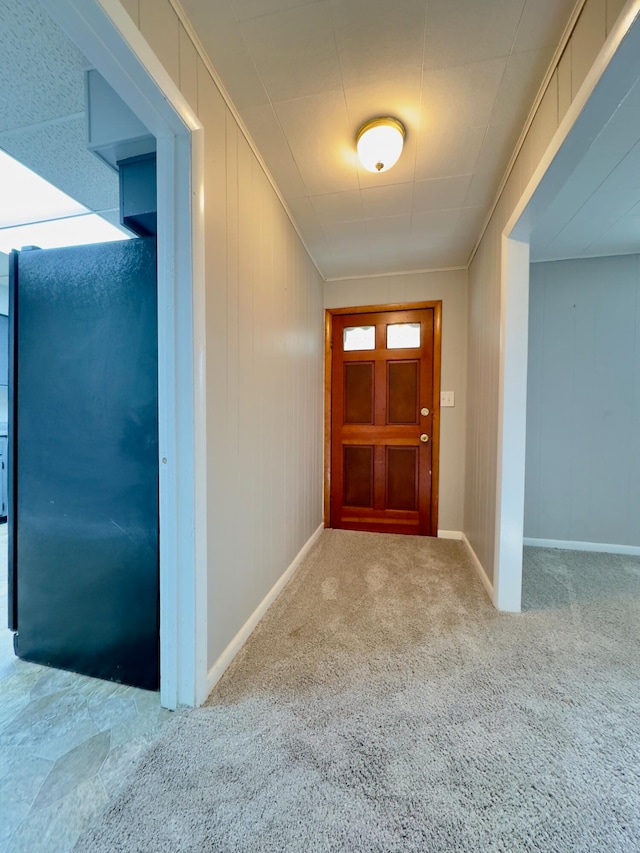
[7, 237, 159, 690]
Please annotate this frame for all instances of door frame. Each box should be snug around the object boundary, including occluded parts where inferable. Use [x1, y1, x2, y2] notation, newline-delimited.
[39, 0, 208, 708]
[491, 2, 640, 612]
[324, 301, 442, 534]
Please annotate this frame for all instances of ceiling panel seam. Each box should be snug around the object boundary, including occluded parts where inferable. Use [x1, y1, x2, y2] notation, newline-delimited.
[405, 0, 430, 248]
[0, 112, 85, 140]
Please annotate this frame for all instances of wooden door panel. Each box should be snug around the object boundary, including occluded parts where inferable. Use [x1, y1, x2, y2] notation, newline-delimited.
[343, 446, 374, 508]
[339, 509, 421, 535]
[344, 363, 374, 424]
[329, 306, 439, 536]
[341, 426, 422, 443]
[386, 447, 418, 510]
[342, 349, 419, 361]
[387, 361, 419, 424]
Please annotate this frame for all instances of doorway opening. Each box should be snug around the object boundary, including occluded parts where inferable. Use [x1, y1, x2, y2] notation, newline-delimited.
[2, 0, 207, 708]
[494, 5, 640, 613]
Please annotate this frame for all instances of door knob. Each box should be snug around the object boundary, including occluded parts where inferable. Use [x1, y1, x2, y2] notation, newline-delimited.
[421, 407, 430, 416]
[420, 434, 429, 443]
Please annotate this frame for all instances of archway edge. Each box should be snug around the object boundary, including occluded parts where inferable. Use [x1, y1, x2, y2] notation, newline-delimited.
[495, 2, 640, 612]
[40, 0, 208, 708]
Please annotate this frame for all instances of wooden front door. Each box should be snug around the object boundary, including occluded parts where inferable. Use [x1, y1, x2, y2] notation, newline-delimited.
[328, 304, 440, 536]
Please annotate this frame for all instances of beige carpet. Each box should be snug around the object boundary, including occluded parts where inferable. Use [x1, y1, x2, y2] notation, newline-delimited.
[75, 530, 640, 851]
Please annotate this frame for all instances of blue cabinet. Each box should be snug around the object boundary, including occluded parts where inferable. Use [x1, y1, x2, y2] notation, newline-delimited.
[0, 313, 6, 520]
[0, 434, 7, 520]
[0, 315, 7, 385]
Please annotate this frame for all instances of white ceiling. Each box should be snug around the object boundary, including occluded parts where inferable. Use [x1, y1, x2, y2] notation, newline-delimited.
[181, 0, 577, 278]
[531, 68, 640, 261]
[0, 0, 120, 227]
[8, 0, 636, 276]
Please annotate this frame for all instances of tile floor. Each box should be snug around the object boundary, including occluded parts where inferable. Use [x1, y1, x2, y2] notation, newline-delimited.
[0, 525, 173, 852]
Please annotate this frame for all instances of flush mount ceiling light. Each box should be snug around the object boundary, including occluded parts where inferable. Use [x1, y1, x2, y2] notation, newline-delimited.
[356, 117, 405, 173]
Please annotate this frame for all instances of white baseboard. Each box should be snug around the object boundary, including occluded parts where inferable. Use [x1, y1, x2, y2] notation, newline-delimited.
[205, 523, 324, 698]
[437, 529, 463, 540]
[461, 533, 494, 603]
[524, 537, 640, 556]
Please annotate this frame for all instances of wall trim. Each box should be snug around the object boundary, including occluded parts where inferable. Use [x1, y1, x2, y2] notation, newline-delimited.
[468, 0, 589, 267]
[462, 533, 495, 605]
[205, 524, 324, 697]
[168, 0, 324, 282]
[325, 265, 466, 283]
[437, 529, 463, 540]
[507, 1, 640, 244]
[493, 236, 529, 614]
[524, 537, 640, 556]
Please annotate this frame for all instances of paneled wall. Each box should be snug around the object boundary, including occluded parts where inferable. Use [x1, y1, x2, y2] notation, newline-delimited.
[121, 0, 324, 673]
[465, 0, 628, 583]
[324, 270, 467, 532]
[526, 255, 640, 547]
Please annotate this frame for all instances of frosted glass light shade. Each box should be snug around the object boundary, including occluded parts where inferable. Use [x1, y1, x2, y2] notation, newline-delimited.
[356, 118, 405, 173]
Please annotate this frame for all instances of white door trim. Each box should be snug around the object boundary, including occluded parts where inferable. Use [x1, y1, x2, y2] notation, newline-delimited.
[494, 1, 640, 613]
[493, 235, 529, 613]
[40, 0, 208, 708]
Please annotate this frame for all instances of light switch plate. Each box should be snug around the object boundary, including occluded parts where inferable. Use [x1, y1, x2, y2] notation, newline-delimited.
[441, 391, 455, 407]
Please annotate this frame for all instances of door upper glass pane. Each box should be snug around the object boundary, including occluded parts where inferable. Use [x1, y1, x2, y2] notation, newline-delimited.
[343, 326, 375, 351]
[387, 323, 420, 349]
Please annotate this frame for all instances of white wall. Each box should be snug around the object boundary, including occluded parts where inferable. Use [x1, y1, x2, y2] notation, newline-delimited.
[324, 269, 467, 532]
[526, 255, 640, 547]
[465, 0, 628, 584]
[122, 0, 324, 674]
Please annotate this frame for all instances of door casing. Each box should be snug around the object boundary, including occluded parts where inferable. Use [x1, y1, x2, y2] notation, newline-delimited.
[325, 301, 442, 534]
[40, 0, 208, 708]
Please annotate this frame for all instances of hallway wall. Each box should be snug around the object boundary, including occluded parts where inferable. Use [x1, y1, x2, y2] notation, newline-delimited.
[526, 254, 640, 547]
[324, 269, 468, 532]
[119, 0, 324, 677]
[465, 0, 628, 585]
